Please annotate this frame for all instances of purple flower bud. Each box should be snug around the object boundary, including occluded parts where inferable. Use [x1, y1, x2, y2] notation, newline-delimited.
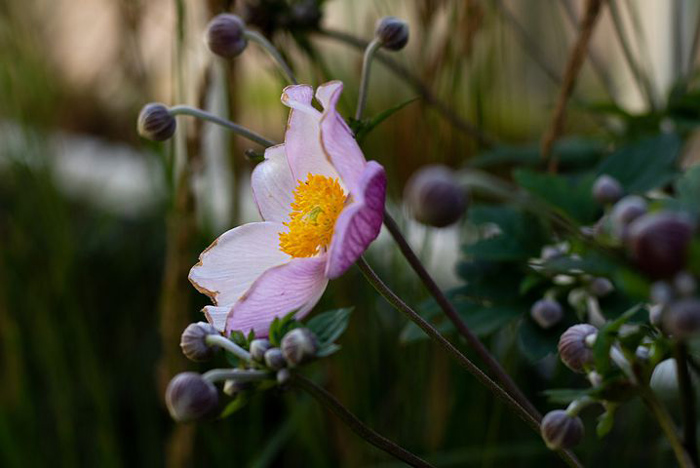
[558, 324, 597, 373]
[610, 195, 647, 240]
[375, 16, 409, 51]
[137, 103, 176, 141]
[281, 328, 318, 367]
[592, 174, 624, 205]
[223, 379, 250, 397]
[541, 410, 585, 450]
[180, 322, 220, 362]
[165, 372, 218, 423]
[626, 212, 694, 278]
[662, 298, 700, 340]
[673, 271, 697, 297]
[264, 348, 286, 370]
[206, 14, 248, 59]
[650, 281, 675, 305]
[530, 299, 564, 329]
[250, 338, 272, 362]
[277, 368, 291, 385]
[589, 277, 614, 298]
[404, 165, 468, 228]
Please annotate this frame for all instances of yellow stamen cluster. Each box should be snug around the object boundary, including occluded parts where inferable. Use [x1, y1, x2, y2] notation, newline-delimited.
[279, 174, 346, 258]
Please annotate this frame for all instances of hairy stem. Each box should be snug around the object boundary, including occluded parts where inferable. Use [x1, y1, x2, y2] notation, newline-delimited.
[675, 343, 699, 465]
[169, 105, 276, 147]
[292, 373, 434, 468]
[355, 38, 383, 121]
[244, 30, 298, 85]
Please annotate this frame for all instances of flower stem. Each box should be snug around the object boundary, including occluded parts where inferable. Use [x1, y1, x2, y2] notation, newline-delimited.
[382, 211, 541, 420]
[205, 335, 252, 362]
[355, 257, 582, 468]
[640, 386, 695, 467]
[244, 30, 298, 85]
[202, 368, 270, 383]
[292, 373, 434, 468]
[355, 38, 382, 121]
[169, 105, 276, 147]
[675, 342, 699, 465]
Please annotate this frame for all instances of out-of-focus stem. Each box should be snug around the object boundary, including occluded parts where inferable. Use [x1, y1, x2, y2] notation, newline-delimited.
[293, 373, 434, 468]
[244, 30, 298, 85]
[355, 38, 382, 120]
[169, 105, 275, 147]
[675, 343, 699, 465]
[641, 386, 695, 468]
[202, 368, 270, 383]
[205, 335, 252, 362]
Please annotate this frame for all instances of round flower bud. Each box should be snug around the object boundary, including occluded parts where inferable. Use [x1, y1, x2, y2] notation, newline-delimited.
[673, 271, 697, 297]
[264, 348, 286, 370]
[650, 358, 679, 399]
[589, 277, 614, 298]
[137, 103, 176, 141]
[180, 322, 220, 362]
[223, 379, 250, 397]
[277, 368, 291, 386]
[541, 410, 585, 450]
[375, 16, 409, 51]
[281, 328, 319, 367]
[530, 299, 564, 329]
[610, 195, 647, 240]
[249, 338, 272, 362]
[650, 281, 675, 305]
[206, 14, 248, 59]
[649, 304, 664, 327]
[627, 212, 694, 278]
[662, 298, 700, 340]
[558, 324, 597, 373]
[404, 165, 468, 228]
[165, 372, 219, 423]
[592, 174, 624, 205]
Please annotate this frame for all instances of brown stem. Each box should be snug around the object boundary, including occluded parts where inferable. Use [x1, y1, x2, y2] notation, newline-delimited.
[675, 343, 699, 465]
[541, 0, 604, 172]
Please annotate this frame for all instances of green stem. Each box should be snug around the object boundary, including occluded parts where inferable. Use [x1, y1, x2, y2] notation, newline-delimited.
[675, 343, 699, 465]
[169, 105, 276, 147]
[202, 368, 270, 383]
[355, 38, 382, 121]
[244, 30, 298, 85]
[205, 335, 252, 362]
[641, 387, 695, 467]
[355, 257, 582, 468]
[292, 373, 434, 468]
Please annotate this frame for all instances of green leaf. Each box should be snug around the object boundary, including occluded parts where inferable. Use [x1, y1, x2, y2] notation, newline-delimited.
[517, 318, 571, 362]
[219, 393, 249, 419]
[354, 97, 419, 143]
[665, 164, 700, 215]
[596, 133, 683, 193]
[596, 407, 616, 438]
[472, 138, 604, 170]
[542, 388, 592, 404]
[307, 307, 353, 347]
[592, 305, 642, 375]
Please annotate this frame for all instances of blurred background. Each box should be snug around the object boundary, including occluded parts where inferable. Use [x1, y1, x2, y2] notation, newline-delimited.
[1, 0, 698, 466]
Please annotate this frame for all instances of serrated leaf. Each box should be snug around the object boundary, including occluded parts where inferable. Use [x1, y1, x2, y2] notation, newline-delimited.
[307, 307, 353, 347]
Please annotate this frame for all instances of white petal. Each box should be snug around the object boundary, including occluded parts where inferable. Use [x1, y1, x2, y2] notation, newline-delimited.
[251, 144, 295, 222]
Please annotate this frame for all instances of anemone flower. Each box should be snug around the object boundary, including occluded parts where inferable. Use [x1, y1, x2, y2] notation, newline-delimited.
[189, 81, 387, 336]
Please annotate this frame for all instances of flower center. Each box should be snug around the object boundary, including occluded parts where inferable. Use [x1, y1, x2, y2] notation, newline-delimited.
[279, 174, 346, 258]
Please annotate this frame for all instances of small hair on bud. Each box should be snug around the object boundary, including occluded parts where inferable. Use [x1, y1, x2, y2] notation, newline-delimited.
[264, 348, 287, 371]
[137, 103, 176, 141]
[404, 165, 468, 228]
[165, 372, 219, 423]
[281, 328, 318, 367]
[662, 298, 700, 340]
[626, 212, 694, 278]
[206, 14, 248, 59]
[180, 322, 220, 362]
[592, 174, 624, 205]
[541, 410, 585, 450]
[610, 195, 647, 240]
[530, 299, 563, 329]
[558, 324, 597, 373]
[375, 16, 409, 51]
[250, 339, 272, 362]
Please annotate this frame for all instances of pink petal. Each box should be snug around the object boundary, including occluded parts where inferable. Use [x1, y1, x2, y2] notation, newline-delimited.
[225, 255, 329, 336]
[251, 144, 295, 222]
[317, 81, 367, 193]
[202, 305, 229, 332]
[189, 222, 290, 306]
[281, 85, 340, 183]
[325, 161, 386, 279]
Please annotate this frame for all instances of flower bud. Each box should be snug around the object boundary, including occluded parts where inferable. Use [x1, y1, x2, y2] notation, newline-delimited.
[264, 348, 286, 370]
[610, 195, 647, 240]
[650, 358, 679, 399]
[530, 299, 563, 329]
[592, 174, 624, 205]
[650, 281, 674, 305]
[558, 324, 597, 373]
[541, 410, 585, 450]
[165, 372, 219, 423]
[589, 277, 614, 298]
[404, 165, 468, 228]
[627, 212, 694, 278]
[673, 271, 697, 297]
[206, 14, 248, 59]
[375, 16, 409, 51]
[137, 103, 176, 141]
[180, 322, 220, 362]
[250, 338, 272, 362]
[223, 379, 250, 397]
[662, 298, 700, 340]
[281, 328, 318, 367]
[277, 368, 291, 385]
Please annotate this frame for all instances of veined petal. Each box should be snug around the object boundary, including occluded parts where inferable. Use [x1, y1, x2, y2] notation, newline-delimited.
[202, 305, 229, 332]
[251, 144, 295, 222]
[189, 222, 290, 306]
[281, 85, 340, 183]
[325, 161, 386, 279]
[317, 81, 367, 194]
[225, 255, 329, 336]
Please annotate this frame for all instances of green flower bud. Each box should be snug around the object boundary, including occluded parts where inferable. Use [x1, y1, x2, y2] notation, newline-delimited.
[165, 372, 218, 423]
[137, 103, 176, 141]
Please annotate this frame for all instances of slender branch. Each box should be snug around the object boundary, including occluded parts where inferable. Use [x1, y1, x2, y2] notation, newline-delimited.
[541, 0, 604, 171]
[382, 211, 541, 421]
[202, 368, 270, 383]
[355, 257, 583, 468]
[315, 28, 494, 147]
[688, 8, 700, 78]
[169, 105, 276, 147]
[640, 387, 695, 468]
[292, 373, 434, 468]
[675, 343, 699, 465]
[205, 335, 252, 362]
[355, 38, 383, 121]
[244, 30, 298, 85]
